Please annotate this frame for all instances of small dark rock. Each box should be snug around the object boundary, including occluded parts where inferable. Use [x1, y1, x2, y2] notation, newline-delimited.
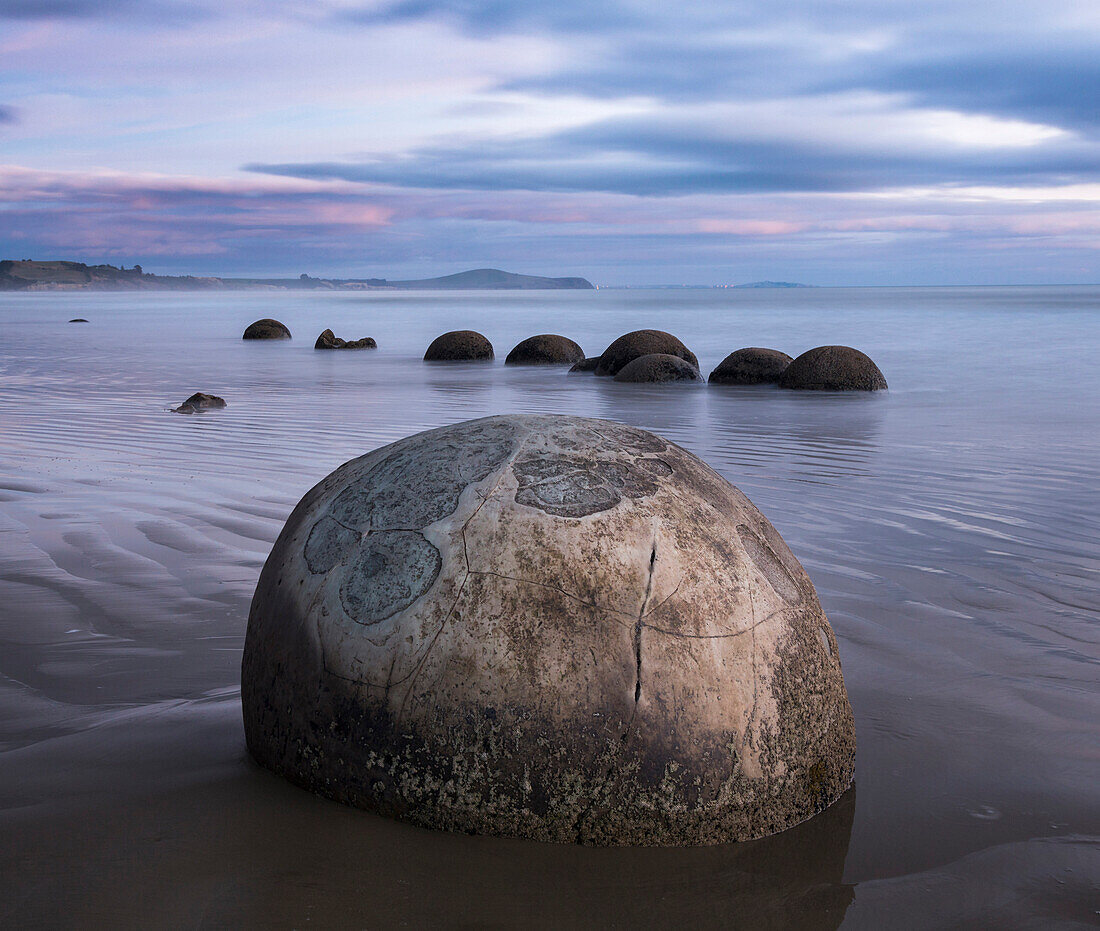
[173, 392, 227, 414]
[595, 329, 698, 376]
[424, 330, 494, 361]
[68, 318, 89, 323]
[613, 353, 702, 383]
[243, 318, 291, 340]
[315, 328, 377, 350]
[505, 334, 585, 366]
[709, 347, 793, 385]
[569, 356, 601, 373]
[779, 346, 888, 391]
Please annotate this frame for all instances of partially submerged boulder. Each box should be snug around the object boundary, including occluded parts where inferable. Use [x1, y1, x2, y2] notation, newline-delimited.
[779, 346, 887, 391]
[242, 414, 855, 846]
[172, 392, 227, 414]
[569, 356, 601, 373]
[595, 330, 698, 377]
[613, 353, 702, 383]
[424, 330, 494, 361]
[315, 329, 377, 350]
[243, 318, 291, 340]
[505, 334, 585, 366]
[709, 348, 793, 385]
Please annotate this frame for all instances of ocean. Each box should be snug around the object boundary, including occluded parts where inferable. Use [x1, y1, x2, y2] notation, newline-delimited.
[1, 286, 1097, 927]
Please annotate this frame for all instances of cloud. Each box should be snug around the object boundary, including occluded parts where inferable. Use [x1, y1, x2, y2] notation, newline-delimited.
[855, 49, 1100, 132]
[0, 0, 206, 21]
[2, 1, 1099, 283]
[248, 98, 1097, 199]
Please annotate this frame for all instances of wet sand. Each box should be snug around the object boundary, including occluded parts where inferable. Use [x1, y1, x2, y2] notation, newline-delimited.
[1, 287, 1098, 927]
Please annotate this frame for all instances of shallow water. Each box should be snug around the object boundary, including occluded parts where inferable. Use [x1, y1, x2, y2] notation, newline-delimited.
[1, 287, 1098, 928]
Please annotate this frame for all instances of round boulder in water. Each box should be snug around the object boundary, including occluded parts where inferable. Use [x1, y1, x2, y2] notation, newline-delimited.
[614, 353, 702, 383]
[424, 330, 494, 361]
[243, 318, 291, 340]
[242, 414, 855, 846]
[779, 346, 887, 391]
[709, 348, 793, 385]
[595, 329, 698, 377]
[505, 334, 585, 366]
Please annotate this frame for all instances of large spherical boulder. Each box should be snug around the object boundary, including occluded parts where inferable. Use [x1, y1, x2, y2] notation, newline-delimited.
[613, 353, 702, 383]
[710, 348, 793, 385]
[242, 415, 855, 846]
[595, 330, 698, 377]
[505, 334, 585, 366]
[243, 318, 291, 340]
[424, 330, 494, 361]
[779, 346, 887, 391]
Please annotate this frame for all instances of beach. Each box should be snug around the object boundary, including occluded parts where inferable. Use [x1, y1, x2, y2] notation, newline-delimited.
[1, 286, 1098, 927]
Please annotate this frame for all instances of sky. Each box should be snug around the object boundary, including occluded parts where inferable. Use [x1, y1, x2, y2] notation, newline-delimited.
[1, 0, 1098, 285]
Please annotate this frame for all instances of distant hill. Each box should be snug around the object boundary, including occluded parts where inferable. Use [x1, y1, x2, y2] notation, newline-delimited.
[0, 260, 594, 291]
[732, 281, 815, 289]
[381, 268, 594, 290]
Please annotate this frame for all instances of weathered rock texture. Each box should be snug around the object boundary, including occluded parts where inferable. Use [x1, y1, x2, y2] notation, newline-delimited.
[595, 330, 699, 377]
[614, 353, 702, 383]
[424, 330, 494, 361]
[172, 392, 226, 414]
[242, 318, 291, 340]
[242, 414, 855, 846]
[505, 334, 585, 366]
[779, 346, 887, 391]
[315, 329, 377, 350]
[709, 348, 793, 385]
[569, 356, 600, 373]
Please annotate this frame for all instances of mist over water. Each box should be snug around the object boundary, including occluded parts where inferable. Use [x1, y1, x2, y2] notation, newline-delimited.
[1, 287, 1098, 927]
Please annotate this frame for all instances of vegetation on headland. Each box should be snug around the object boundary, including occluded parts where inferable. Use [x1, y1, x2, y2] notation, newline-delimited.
[0, 260, 595, 291]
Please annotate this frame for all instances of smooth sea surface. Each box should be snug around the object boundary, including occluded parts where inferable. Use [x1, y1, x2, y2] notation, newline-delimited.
[1, 286, 1098, 928]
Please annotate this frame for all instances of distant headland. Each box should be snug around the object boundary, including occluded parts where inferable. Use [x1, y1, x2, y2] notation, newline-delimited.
[0, 261, 595, 292]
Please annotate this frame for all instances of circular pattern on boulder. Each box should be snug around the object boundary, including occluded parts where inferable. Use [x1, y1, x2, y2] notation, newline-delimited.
[242, 414, 855, 846]
[505, 334, 585, 366]
[424, 330, 494, 361]
[779, 346, 887, 391]
[613, 353, 702, 383]
[595, 329, 698, 377]
[242, 318, 291, 340]
[709, 348, 793, 385]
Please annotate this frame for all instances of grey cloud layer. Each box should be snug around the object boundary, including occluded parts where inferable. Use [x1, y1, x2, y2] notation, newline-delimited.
[249, 124, 1100, 198]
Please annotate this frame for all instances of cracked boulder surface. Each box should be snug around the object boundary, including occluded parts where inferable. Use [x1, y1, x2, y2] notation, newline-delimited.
[242, 414, 855, 846]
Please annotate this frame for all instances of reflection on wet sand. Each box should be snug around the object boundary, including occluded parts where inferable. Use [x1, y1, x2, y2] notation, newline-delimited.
[0, 695, 856, 928]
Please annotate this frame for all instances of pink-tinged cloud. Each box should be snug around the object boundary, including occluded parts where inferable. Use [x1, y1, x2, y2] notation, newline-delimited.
[693, 219, 807, 235]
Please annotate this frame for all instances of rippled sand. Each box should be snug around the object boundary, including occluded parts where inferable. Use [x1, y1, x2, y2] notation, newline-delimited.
[1, 288, 1098, 927]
